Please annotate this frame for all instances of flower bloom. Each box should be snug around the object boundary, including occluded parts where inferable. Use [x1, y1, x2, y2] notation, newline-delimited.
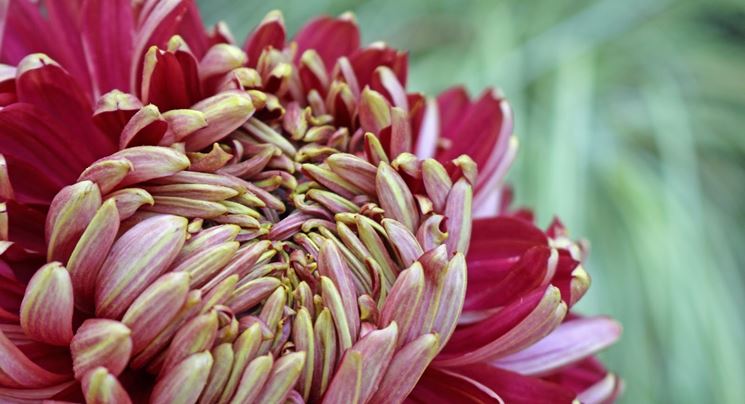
[0, 1, 621, 403]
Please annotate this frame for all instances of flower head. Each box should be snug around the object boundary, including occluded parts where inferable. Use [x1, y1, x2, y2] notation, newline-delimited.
[0, 1, 620, 403]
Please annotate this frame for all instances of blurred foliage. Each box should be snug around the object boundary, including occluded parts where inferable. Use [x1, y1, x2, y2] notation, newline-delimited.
[199, 0, 745, 402]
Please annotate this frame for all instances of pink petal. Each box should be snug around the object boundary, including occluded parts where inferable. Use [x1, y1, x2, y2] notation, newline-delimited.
[437, 286, 567, 366]
[67, 198, 120, 311]
[81, 367, 132, 404]
[318, 240, 360, 342]
[493, 316, 622, 376]
[0, 326, 69, 387]
[95, 214, 188, 319]
[19, 262, 75, 346]
[70, 319, 132, 379]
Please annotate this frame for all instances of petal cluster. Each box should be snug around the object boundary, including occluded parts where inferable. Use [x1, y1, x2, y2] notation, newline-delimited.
[0, 1, 620, 403]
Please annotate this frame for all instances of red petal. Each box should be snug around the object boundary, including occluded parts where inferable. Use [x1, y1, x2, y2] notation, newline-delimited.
[81, 0, 134, 97]
[15, 56, 115, 160]
[4, 202, 47, 253]
[0, 328, 69, 387]
[436, 89, 513, 197]
[465, 246, 551, 311]
[142, 44, 202, 111]
[294, 15, 360, 72]
[175, 0, 210, 59]
[244, 12, 286, 68]
[449, 364, 577, 404]
[131, 0, 189, 91]
[349, 46, 408, 89]
[439, 286, 566, 365]
[45, 0, 94, 97]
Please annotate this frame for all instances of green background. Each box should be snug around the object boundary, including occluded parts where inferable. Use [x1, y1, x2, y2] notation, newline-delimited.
[197, 1, 745, 402]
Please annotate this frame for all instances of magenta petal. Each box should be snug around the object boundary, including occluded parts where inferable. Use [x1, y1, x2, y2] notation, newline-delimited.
[0, 0, 54, 65]
[45, 0, 93, 97]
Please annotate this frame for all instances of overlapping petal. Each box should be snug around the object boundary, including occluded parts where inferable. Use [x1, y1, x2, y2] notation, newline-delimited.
[0, 2, 619, 403]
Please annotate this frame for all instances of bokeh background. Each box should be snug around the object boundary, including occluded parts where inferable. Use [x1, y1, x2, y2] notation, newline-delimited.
[198, 0, 745, 402]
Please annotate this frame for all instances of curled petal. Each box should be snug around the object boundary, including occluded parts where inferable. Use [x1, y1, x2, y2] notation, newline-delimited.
[326, 153, 377, 196]
[320, 276, 353, 351]
[151, 352, 213, 404]
[379, 262, 424, 346]
[0, 328, 68, 388]
[162, 109, 208, 142]
[199, 44, 247, 80]
[104, 146, 190, 187]
[370, 333, 440, 403]
[67, 198, 120, 311]
[172, 241, 239, 288]
[381, 218, 423, 268]
[322, 350, 362, 404]
[77, 157, 133, 195]
[311, 308, 337, 400]
[106, 188, 154, 220]
[229, 277, 282, 313]
[229, 354, 273, 404]
[119, 104, 167, 148]
[176, 224, 240, 262]
[244, 11, 286, 66]
[494, 317, 622, 376]
[71, 319, 132, 379]
[318, 241, 360, 342]
[186, 91, 255, 151]
[160, 311, 219, 374]
[422, 159, 452, 213]
[92, 91, 142, 140]
[376, 162, 418, 233]
[293, 307, 315, 401]
[359, 88, 391, 134]
[444, 178, 473, 254]
[352, 322, 398, 402]
[81, 367, 132, 404]
[197, 343, 234, 404]
[46, 181, 102, 263]
[121, 272, 190, 353]
[95, 215, 188, 319]
[20, 262, 74, 346]
[255, 352, 306, 404]
[218, 323, 263, 403]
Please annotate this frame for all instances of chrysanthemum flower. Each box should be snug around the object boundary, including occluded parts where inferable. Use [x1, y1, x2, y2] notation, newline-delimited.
[0, 1, 621, 403]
